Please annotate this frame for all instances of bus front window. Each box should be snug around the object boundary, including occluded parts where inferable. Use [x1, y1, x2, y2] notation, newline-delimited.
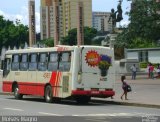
[3, 58, 11, 77]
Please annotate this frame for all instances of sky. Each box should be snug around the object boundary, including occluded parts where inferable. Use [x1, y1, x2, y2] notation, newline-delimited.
[0, 0, 131, 32]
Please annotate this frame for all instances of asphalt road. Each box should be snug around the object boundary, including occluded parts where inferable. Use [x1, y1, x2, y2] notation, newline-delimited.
[0, 95, 160, 122]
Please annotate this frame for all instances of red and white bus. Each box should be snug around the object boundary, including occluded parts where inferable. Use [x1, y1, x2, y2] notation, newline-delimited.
[2, 45, 115, 103]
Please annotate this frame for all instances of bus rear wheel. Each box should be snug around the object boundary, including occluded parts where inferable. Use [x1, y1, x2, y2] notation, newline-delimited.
[13, 85, 23, 100]
[45, 85, 53, 103]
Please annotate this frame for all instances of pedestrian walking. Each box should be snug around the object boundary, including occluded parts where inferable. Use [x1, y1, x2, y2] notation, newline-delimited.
[130, 64, 137, 80]
[120, 75, 131, 100]
[147, 63, 151, 78]
[156, 64, 160, 78]
[149, 63, 155, 79]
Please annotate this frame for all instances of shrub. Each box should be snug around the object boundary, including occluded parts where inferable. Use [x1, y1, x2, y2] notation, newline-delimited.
[140, 62, 148, 68]
[140, 62, 159, 68]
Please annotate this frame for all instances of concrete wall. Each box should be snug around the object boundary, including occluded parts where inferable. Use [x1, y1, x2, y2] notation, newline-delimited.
[127, 52, 138, 60]
[126, 49, 160, 64]
[148, 51, 160, 63]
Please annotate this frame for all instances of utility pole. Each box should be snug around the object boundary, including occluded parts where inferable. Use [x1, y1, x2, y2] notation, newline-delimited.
[77, 2, 84, 46]
[53, 0, 59, 46]
[29, 0, 36, 47]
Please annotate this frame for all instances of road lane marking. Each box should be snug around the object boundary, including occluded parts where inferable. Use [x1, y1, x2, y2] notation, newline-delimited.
[72, 113, 134, 117]
[3, 108, 24, 111]
[88, 113, 134, 116]
[0, 98, 26, 103]
[38, 112, 63, 116]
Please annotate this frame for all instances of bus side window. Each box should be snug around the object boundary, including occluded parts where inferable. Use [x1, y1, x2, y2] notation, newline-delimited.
[48, 53, 58, 71]
[3, 58, 11, 77]
[59, 52, 71, 72]
[11, 54, 19, 71]
[29, 54, 37, 71]
[20, 54, 28, 71]
[38, 53, 47, 71]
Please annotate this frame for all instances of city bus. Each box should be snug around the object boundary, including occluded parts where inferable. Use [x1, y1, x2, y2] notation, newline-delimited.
[2, 45, 115, 104]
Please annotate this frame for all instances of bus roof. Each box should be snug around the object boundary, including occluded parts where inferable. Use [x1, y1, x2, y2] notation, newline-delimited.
[5, 45, 112, 54]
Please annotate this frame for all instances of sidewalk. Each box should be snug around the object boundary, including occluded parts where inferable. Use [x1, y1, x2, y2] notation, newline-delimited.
[107, 74, 160, 108]
[0, 73, 160, 108]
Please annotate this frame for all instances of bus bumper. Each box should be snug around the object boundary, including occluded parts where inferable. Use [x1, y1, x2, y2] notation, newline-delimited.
[71, 90, 115, 98]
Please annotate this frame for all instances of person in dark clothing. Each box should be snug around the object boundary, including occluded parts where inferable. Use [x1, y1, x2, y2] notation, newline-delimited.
[120, 75, 129, 100]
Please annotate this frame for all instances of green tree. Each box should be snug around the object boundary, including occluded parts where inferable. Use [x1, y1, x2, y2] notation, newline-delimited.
[39, 38, 54, 47]
[14, 19, 29, 48]
[84, 27, 97, 45]
[61, 27, 97, 45]
[92, 37, 105, 46]
[115, 0, 160, 48]
[0, 16, 29, 49]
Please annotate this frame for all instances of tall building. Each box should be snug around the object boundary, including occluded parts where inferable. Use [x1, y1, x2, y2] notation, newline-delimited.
[40, 0, 54, 40]
[40, 0, 92, 41]
[92, 12, 112, 32]
[62, 0, 92, 36]
[29, 0, 36, 47]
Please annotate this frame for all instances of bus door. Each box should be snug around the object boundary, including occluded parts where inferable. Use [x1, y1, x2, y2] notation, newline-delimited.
[82, 47, 115, 89]
[3, 55, 12, 81]
[58, 52, 72, 98]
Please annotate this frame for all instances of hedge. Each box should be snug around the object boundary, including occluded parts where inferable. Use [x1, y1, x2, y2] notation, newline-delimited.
[140, 62, 159, 68]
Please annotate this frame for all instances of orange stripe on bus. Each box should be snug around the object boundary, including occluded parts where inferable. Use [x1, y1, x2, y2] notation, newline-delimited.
[49, 72, 57, 96]
[56, 72, 62, 97]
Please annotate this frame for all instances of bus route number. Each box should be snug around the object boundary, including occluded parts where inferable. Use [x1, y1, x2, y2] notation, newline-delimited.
[43, 73, 51, 79]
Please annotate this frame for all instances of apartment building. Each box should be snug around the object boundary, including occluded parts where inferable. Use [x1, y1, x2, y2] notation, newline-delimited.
[40, 0, 92, 40]
[62, 0, 92, 36]
[40, 0, 54, 40]
[92, 12, 112, 33]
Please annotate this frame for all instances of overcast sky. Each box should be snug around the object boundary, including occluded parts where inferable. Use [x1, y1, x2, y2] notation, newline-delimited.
[0, 0, 131, 32]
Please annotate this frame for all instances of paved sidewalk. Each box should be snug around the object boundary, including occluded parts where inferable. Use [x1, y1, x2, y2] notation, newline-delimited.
[107, 74, 160, 108]
[0, 73, 160, 108]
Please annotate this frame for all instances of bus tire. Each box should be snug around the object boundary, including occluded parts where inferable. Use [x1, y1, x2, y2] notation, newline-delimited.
[13, 85, 23, 100]
[45, 85, 53, 103]
[75, 96, 91, 104]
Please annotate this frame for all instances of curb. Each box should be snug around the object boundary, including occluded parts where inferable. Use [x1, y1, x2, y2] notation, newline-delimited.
[0, 92, 160, 109]
[113, 101, 160, 109]
[91, 99, 160, 109]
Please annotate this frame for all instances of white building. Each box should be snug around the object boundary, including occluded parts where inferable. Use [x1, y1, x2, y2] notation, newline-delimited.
[125, 48, 160, 63]
[92, 12, 112, 32]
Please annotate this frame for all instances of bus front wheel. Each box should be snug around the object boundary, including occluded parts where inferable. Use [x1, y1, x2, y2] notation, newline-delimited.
[13, 85, 23, 100]
[45, 85, 53, 103]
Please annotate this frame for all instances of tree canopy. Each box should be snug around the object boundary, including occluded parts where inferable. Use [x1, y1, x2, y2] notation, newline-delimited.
[115, 0, 160, 48]
[0, 15, 29, 50]
[61, 27, 97, 45]
[39, 38, 54, 47]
